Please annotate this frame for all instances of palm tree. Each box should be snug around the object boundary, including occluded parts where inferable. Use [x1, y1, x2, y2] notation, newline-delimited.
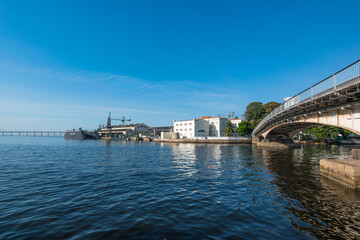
[225, 121, 235, 136]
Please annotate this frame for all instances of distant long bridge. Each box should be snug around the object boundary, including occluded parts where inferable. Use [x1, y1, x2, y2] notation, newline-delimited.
[253, 59, 360, 142]
[0, 131, 66, 136]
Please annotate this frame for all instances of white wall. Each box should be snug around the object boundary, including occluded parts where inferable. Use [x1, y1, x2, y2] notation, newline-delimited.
[173, 119, 196, 139]
[204, 117, 228, 137]
[161, 132, 173, 139]
[230, 119, 243, 132]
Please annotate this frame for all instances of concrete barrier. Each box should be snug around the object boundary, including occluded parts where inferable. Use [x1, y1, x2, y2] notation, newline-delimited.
[353, 149, 360, 160]
[320, 158, 360, 189]
[320, 149, 360, 190]
[153, 137, 251, 144]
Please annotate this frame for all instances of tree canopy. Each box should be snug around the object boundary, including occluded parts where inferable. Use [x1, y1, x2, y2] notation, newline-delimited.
[225, 121, 235, 136]
[263, 101, 280, 113]
[245, 101, 280, 129]
[302, 126, 352, 141]
[237, 121, 252, 136]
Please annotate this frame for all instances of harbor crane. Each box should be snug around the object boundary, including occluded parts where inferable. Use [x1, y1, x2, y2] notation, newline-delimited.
[104, 112, 131, 138]
[228, 112, 235, 119]
[218, 112, 235, 119]
[106, 112, 131, 128]
[112, 116, 132, 125]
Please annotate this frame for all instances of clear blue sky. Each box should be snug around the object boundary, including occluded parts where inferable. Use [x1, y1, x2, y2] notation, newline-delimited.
[0, 0, 359, 130]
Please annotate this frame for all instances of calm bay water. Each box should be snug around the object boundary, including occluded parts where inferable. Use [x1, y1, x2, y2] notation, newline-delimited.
[0, 137, 360, 239]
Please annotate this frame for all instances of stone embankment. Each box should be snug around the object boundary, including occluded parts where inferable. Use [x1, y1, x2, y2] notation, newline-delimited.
[320, 149, 360, 190]
[153, 137, 251, 144]
[256, 141, 301, 148]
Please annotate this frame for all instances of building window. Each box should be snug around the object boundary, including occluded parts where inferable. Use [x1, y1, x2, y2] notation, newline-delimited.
[180, 129, 183, 131]
[189, 123, 192, 125]
[180, 124, 183, 126]
[184, 123, 187, 126]
[176, 124, 178, 126]
[184, 128, 187, 131]
[189, 128, 192, 131]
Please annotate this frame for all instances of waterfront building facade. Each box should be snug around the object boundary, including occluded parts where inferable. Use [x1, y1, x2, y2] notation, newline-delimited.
[99, 123, 151, 138]
[173, 118, 209, 139]
[230, 119, 243, 133]
[150, 126, 172, 136]
[199, 116, 229, 137]
[173, 116, 237, 139]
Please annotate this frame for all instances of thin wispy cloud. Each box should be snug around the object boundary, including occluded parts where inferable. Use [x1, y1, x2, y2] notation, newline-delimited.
[0, 59, 249, 130]
[0, 59, 248, 107]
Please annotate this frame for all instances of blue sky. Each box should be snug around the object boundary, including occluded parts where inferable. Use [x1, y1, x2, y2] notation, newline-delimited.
[0, 0, 360, 130]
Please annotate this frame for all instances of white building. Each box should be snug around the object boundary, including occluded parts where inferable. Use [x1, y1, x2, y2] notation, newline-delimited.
[111, 123, 151, 135]
[173, 118, 209, 139]
[199, 116, 229, 137]
[173, 116, 236, 139]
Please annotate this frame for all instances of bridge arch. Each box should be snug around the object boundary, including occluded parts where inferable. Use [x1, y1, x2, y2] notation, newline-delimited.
[261, 120, 359, 142]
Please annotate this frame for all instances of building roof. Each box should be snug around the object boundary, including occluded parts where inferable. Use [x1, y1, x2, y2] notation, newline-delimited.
[150, 126, 172, 130]
[198, 116, 227, 120]
[111, 123, 149, 128]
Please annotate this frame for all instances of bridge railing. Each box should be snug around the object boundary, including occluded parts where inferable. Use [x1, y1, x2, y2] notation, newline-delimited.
[253, 59, 360, 135]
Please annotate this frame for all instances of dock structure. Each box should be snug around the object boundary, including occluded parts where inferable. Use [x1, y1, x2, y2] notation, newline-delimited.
[0, 131, 66, 137]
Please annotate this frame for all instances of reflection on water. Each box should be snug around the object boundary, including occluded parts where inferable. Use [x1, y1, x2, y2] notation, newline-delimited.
[171, 144, 224, 179]
[0, 137, 360, 239]
[256, 145, 360, 239]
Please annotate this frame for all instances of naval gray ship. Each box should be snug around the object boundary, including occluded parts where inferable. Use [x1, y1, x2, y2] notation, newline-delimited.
[64, 128, 99, 140]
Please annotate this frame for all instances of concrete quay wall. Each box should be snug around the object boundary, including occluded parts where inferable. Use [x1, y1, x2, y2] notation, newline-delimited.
[320, 149, 360, 190]
[153, 137, 251, 144]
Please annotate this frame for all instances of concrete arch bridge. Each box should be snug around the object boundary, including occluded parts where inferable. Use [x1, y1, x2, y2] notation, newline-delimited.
[253, 60, 360, 143]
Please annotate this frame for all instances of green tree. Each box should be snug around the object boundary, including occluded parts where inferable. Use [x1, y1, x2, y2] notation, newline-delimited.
[237, 121, 252, 136]
[245, 101, 280, 129]
[245, 102, 265, 129]
[263, 101, 280, 113]
[303, 125, 353, 141]
[225, 121, 235, 136]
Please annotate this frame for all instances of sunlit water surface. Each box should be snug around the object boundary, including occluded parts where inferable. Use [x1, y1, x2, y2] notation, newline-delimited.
[0, 137, 360, 239]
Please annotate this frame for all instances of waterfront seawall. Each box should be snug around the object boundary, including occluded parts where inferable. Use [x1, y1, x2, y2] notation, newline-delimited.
[153, 137, 251, 144]
[320, 149, 360, 189]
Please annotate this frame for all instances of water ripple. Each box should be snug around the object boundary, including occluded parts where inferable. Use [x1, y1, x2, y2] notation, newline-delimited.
[0, 137, 359, 239]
